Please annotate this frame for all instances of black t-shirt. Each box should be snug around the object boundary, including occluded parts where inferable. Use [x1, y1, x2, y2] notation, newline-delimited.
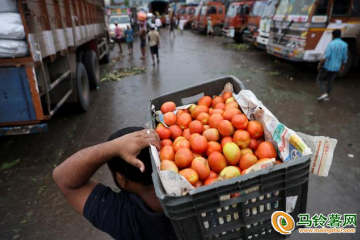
[84, 183, 178, 240]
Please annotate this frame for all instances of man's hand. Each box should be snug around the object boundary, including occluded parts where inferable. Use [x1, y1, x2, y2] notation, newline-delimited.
[317, 64, 322, 72]
[339, 65, 345, 74]
[53, 128, 160, 214]
[113, 129, 160, 172]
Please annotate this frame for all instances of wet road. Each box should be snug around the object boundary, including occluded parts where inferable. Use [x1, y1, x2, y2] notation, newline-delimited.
[0, 29, 360, 240]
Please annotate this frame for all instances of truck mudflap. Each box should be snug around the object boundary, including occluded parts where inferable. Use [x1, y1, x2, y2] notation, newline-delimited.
[0, 124, 48, 136]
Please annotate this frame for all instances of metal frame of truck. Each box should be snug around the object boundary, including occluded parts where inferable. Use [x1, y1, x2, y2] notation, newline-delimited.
[0, 0, 110, 136]
[267, 0, 360, 76]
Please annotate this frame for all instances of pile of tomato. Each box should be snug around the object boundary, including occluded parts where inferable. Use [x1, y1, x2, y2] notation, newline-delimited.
[156, 92, 282, 188]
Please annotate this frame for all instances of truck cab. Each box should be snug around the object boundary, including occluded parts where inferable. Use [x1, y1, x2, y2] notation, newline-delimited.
[244, 0, 267, 43]
[267, 0, 360, 76]
[184, 5, 198, 28]
[222, 1, 253, 42]
[256, 0, 278, 49]
[108, 14, 131, 40]
[198, 2, 226, 36]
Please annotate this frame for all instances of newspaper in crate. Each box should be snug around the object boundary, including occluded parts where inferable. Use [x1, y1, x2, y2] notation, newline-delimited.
[297, 132, 337, 177]
[236, 89, 336, 177]
[235, 90, 312, 160]
[150, 145, 194, 196]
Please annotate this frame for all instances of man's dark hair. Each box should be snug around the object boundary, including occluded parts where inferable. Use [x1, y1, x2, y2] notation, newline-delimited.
[332, 29, 341, 39]
[107, 127, 153, 186]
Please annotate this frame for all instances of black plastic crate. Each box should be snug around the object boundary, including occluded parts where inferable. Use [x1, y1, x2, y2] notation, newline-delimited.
[149, 76, 310, 240]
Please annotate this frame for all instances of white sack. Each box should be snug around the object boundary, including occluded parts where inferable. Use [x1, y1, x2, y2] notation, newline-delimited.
[0, 39, 28, 58]
[0, 13, 25, 39]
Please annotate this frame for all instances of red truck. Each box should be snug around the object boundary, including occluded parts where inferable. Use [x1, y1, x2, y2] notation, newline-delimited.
[243, 0, 267, 43]
[184, 5, 198, 28]
[198, 1, 226, 36]
[222, 1, 254, 42]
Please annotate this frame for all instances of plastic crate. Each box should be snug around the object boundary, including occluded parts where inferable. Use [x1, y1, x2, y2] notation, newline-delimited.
[149, 76, 310, 240]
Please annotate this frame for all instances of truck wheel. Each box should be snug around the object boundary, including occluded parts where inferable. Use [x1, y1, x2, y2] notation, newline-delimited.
[234, 32, 243, 43]
[76, 62, 90, 112]
[338, 50, 353, 78]
[101, 52, 110, 64]
[213, 26, 222, 36]
[83, 50, 100, 89]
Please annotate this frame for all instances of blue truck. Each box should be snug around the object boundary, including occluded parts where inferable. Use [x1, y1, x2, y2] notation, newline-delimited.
[0, 0, 110, 135]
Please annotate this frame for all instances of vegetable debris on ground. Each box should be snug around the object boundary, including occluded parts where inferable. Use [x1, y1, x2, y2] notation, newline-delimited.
[101, 66, 146, 82]
[1, 159, 21, 170]
[227, 43, 250, 51]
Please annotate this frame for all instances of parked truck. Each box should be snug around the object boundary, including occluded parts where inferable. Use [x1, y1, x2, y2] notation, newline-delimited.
[255, 0, 278, 49]
[267, 0, 360, 76]
[191, 3, 203, 31]
[198, 1, 226, 36]
[243, 0, 267, 43]
[0, 0, 110, 135]
[149, 0, 169, 25]
[222, 1, 254, 42]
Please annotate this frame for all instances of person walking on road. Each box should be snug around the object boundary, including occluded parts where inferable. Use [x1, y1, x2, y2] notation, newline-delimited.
[53, 127, 177, 240]
[155, 17, 162, 34]
[169, 16, 176, 38]
[139, 25, 147, 59]
[207, 17, 213, 36]
[114, 22, 123, 54]
[179, 16, 186, 34]
[124, 25, 134, 55]
[317, 29, 348, 101]
[148, 24, 160, 66]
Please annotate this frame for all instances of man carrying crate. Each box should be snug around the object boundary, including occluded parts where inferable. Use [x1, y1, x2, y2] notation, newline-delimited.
[53, 127, 177, 240]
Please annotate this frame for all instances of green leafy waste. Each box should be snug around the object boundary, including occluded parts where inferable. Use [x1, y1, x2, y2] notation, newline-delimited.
[227, 43, 250, 51]
[1, 159, 21, 170]
[101, 66, 146, 82]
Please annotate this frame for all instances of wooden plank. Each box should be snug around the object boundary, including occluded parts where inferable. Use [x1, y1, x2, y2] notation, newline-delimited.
[0, 57, 34, 67]
[26, 66, 45, 120]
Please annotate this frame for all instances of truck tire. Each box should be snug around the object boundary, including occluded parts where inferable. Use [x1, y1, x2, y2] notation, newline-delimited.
[234, 32, 244, 43]
[213, 26, 222, 36]
[76, 62, 90, 112]
[338, 50, 353, 78]
[83, 50, 100, 89]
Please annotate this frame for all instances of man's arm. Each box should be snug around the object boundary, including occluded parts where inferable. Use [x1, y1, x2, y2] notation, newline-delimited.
[53, 129, 160, 215]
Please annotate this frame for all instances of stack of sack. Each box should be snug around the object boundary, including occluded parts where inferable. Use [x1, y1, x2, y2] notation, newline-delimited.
[0, 0, 29, 58]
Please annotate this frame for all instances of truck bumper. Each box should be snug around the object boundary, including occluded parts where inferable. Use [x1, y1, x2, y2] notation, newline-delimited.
[222, 28, 235, 38]
[267, 43, 306, 62]
[256, 36, 268, 50]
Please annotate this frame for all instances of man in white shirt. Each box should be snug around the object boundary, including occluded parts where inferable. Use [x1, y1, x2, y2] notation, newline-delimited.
[155, 17, 162, 34]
